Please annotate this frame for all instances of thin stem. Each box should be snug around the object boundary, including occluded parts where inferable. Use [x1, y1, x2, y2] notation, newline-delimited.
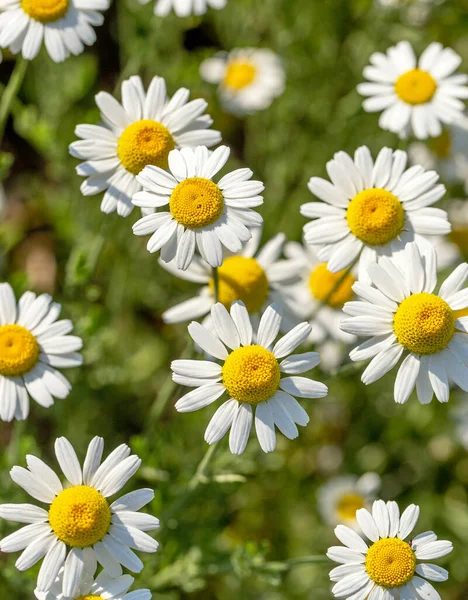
[161, 442, 220, 525]
[0, 57, 28, 144]
[212, 266, 220, 303]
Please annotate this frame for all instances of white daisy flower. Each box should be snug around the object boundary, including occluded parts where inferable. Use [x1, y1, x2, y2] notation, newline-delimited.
[357, 41, 468, 140]
[317, 473, 381, 529]
[300, 145, 450, 279]
[35, 570, 151, 600]
[69, 75, 221, 218]
[172, 301, 328, 455]
[328, 500, 452, 600]
[280, 241, 357, 370]
[139, 0, 227, 17]
[132, 145, 264, 270]
[341, 242, 468, 404]
[408, 120, 468, 188]
[200, 48, 285, 116]
[0, 437, 159, 598]
[0, 0, 109, 63]
[160, 227, 299, 324]
[0, 282, 82, 422]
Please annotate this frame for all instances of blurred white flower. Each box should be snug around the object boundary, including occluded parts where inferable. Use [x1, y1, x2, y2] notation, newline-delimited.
[200, 48, 285, 116]
[172, 302, 328, 454]
[408, 120, 468, 188]
[0, 282, 82, 422]
[317, 473, 381, 528]
[159, 227, 299, 325]
[70, 75, 221, 218]
[139, 0, 227, 17]
[279, 241, 357, 370]
[358, 41, 468, 139]
[328, 500, 453, 599]
[300, 146, 449, 280]
[0, 437, 159, 598]
[374, 0, 445, 27]
[0, 0, 110, 63]
[342, 243, 468, 405]
[132, 145, 264, 270]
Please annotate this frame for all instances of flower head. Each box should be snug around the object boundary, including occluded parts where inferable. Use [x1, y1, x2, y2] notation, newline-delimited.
[172, 301, 328, 454]
[358, 41, 468, 139]
[160, 227, 299, 324]
[0, 437, 159, 597]
[328, 500, 452, 599]
[300, 146, 449, 277]
[0, 0, 110, 62]
[0, 283, 82, 422]
[200, 48, 285, 116]
[70, 75, 221, 218]
[139, 0, 227, 17]
[341, 242, 468, 404]
[132, 145, 264, 270]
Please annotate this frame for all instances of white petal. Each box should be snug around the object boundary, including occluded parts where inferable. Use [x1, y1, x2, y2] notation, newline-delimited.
[54, 437, 82, 486]
[398, 504, 420, 539]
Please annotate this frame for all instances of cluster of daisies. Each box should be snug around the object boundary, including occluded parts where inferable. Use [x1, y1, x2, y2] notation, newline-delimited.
[0, 0, 467, 595]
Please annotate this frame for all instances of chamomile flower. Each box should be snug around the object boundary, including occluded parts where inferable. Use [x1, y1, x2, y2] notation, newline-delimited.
[328, 500, 452, 600]
[132, 145, 264, 270]
[35, 570, 151, 600]
[172, 301, 328, 455]
[160, 227, 299, 324]
[357, 41, 468, 139]
[341, 242, 468, 404]
[408, 120, 468, 187]
[317, 473, 381, 528]
[139, 0, 227, 17]
[300, 146, 450, 279]
[200, 48, 285, 116]
[70, 75, 221, 218]
[0, 283, 82, 422]
[0, 0, 109, 63]
[281, 241, 357, 370]
[0, 437, 159, 597]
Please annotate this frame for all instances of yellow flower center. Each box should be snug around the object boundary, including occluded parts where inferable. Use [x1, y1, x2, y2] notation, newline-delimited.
[0, 324, 40, 377]
[393, 293, 455, 355]
[346, 188, 405, 246]
[449, 228, 468, 257]
[395, 68, 437, 105]
[308, 263, 355, 308]
[76, 597, 101, 600]
[21, 0, 69, 22]
[224, 61, 257, 90]
[169, 177, 224, 229]
[49, 486, 111, 548]
[222, 345, 280, 405]
[428, 129, 452, 158]
[336, 493, 365, 521]
[208, 256, 269, 313]
[117, 120, 175, 176]
[366, 538, 416, 588]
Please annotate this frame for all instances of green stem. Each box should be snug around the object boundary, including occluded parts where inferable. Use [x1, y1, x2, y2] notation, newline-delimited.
[161, 442, 220, 525]
[212, 266, 220, 303]
[0, 57, 28, 144]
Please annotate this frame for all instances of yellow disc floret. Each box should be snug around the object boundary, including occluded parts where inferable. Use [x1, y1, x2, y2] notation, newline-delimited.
[224, 61, 257, 90]
[223, 345, 280, 404]
[76, 596, 101, 600]
[366, 538, 416, 588]
[428, 129, 452, 158]
[393, 292, 455, 355]
[0, 324, 40, 377]
[308, 263, 355, 308]
[118, 120, 175, 175]
[21, 0, 69, 22]
[346, 188, 405, 246]
[395, 69, 437, 105]
[208, 256, 269, 313]
[170, 177, 224, 229]
[49, 485, 111, 547]
[336, 493, 365, 521]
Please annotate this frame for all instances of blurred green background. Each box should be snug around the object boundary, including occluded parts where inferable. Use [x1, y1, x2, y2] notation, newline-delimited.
[1, 0, 468, 597]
